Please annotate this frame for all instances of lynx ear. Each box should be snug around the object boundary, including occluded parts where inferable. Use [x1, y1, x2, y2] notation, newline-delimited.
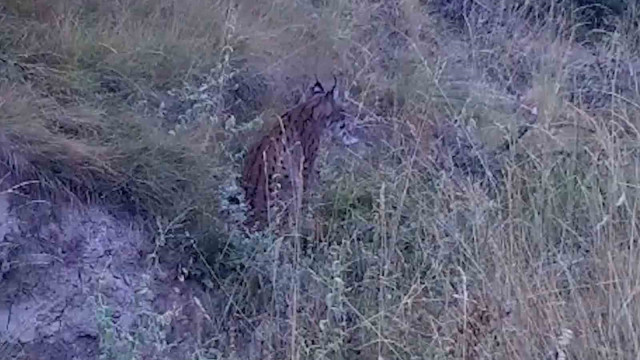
[327, 75, 339, 101]
[311, 78, 324, 95]
[325, 86, 340, 104]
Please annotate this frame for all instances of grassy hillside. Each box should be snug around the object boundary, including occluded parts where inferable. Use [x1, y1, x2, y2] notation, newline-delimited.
[1, 0, 639, 358]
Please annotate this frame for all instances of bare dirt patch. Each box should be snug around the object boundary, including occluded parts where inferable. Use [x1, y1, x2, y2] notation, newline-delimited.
[0, 194, 205, 360]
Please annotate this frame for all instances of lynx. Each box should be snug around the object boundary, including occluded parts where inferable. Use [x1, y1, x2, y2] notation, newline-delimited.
[242, 78, 358, 231]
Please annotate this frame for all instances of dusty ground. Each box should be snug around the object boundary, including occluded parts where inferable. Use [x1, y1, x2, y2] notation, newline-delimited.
[0, 193, 207, 359]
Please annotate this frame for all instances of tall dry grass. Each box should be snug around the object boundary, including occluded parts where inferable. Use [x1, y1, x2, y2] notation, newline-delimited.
[2, 0, 640, 359]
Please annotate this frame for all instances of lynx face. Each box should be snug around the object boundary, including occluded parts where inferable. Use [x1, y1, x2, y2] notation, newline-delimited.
[328, 110, 359, 146]
[242, 78, 359, 231]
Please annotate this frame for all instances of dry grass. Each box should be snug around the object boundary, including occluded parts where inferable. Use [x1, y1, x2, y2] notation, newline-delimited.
[2, 0, 640, 359]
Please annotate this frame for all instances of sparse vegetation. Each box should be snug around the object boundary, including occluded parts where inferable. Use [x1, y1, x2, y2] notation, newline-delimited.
[2, 0, 640, 359]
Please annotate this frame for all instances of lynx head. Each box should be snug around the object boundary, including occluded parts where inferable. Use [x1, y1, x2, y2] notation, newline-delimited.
[312, 78, 359, 146]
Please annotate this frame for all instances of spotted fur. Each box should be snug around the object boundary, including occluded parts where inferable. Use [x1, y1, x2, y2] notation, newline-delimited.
[242, 78, 358, 230]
